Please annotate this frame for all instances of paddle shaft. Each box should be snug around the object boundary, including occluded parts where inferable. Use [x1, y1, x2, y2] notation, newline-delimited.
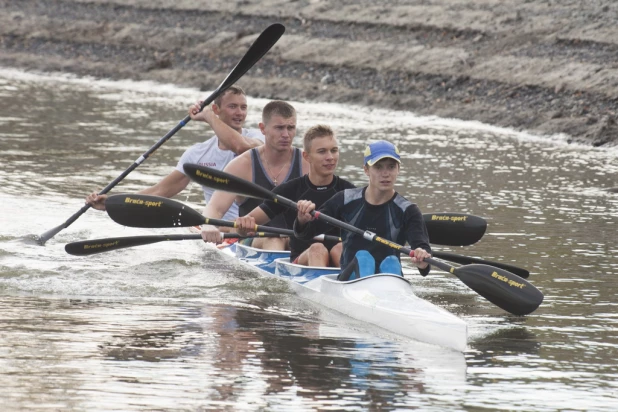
[37, 23, 286, 245]
[43, 117, 190, 228]
[202, 217, 341, 243]
[431, 251, 529, 278]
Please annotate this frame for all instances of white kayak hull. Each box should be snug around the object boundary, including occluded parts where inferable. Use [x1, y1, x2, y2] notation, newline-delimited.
[219, 242, 467, 351]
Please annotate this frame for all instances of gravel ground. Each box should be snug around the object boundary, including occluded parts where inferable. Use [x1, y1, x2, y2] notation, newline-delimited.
[1, 0, 617, 146]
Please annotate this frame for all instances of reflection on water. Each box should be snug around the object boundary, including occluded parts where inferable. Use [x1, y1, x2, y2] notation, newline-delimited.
[0, 68, 617, 410]
[0, 296, 465, 411]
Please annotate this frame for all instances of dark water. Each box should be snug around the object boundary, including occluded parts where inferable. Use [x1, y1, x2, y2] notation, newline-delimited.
[0, 68, 617, 411]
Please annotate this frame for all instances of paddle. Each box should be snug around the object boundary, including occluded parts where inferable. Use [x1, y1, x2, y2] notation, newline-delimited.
[65, 232, 285, 256]
[430, 251, 529, 278]
[184, 164, 543, 316]
[104, 194, 342, 243]
[36, 23, 286, 246]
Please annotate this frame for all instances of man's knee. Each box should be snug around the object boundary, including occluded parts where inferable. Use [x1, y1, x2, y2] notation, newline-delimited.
[307, 243, 327, 255]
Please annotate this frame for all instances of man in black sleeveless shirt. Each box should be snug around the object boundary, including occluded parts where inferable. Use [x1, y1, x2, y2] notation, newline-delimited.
[235, 125, 355, 266]
[294, 140, 432, 279]
[200, 101, 309, 248]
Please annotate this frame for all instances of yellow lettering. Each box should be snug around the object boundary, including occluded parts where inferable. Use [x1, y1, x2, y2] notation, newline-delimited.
[124, 197, 144, 205]
[508, 279, 526, 289]
[144, 201, 162, 208]
[491, 272, 526, 289]
[431, 215, 468, 223]
[491, 271, 509, 283]
[83, 240, 119, 250]
[195, 169, 229, 185]
[376, 237, 399, 249]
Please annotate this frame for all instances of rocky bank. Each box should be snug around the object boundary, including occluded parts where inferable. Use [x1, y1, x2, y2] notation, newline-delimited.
[1, 0, 617, 146]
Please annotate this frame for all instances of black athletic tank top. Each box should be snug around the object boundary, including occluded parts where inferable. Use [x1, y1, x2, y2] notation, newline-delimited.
[238, 147, 303, 227]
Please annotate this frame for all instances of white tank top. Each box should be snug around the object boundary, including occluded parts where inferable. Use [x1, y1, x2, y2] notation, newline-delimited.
[176, 128, 264, 220]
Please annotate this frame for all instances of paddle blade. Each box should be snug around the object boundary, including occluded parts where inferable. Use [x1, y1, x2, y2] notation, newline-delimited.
[423, 213, 487, 246]
[65, 235, 177, 255]
[105, 194, 206, 228]
[453, 264, 543, 315]
[183, 164, 275, 201]
[212, 24, 285, 100]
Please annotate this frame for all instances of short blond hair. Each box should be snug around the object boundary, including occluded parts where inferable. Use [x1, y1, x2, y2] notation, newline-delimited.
[303, 124, 334, 152]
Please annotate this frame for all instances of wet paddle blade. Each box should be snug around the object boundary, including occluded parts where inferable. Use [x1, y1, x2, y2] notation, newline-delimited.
[451, 263, 542, 315]
[105, 194, 206, 228]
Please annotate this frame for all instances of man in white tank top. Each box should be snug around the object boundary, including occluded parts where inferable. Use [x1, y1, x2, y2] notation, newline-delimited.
[175, 124, 263, 220]
[85, 86, 264, 219]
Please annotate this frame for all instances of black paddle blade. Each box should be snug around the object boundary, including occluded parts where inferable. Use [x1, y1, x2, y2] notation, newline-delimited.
[105, 194, 206, 228]
[183, 164, 275, 201]
[424, 213, 487, 246]
[212, 23, 285, 102]
[453, 264, 543, 315]
[65, 235, 188, 255]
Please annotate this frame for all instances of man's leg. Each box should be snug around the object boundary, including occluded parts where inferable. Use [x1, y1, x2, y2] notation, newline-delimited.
[251, 237, 289, 251]
[328, 242, 343, 268]
[295, 243, 329, 267]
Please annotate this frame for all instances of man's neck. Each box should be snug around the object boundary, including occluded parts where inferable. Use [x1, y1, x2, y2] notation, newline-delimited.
[308, 171, 334, 187]
[262, 145, 293, 165]
[364, 185, 395, 205]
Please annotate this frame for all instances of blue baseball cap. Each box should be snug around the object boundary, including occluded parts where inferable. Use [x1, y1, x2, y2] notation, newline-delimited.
[363, 140, 401, 166]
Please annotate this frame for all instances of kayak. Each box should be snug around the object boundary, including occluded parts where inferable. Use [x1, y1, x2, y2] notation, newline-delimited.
[218, 241, 468, 352]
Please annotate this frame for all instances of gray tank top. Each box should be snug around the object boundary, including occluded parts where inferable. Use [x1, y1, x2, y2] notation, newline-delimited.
[238, 147, 303, 227]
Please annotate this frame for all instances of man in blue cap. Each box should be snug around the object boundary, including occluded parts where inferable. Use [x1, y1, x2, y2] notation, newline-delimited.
[294, 140, 432, 280]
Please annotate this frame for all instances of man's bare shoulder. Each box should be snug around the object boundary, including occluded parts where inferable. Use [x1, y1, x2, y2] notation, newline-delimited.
[223, 150, 254, 179]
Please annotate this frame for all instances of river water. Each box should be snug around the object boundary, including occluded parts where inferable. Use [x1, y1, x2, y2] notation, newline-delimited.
[0, 68, 616, 411]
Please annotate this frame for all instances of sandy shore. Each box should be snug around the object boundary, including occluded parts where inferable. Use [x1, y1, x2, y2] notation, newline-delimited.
[1, 0, 617, 146]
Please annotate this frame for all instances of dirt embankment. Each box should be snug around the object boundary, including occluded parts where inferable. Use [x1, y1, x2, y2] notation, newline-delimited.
[1, 0, 617, 146]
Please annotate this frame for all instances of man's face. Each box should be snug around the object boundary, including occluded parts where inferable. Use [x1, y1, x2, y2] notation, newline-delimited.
[305, 135, 339, 178]
[364, 158, 400, 191]
[213, 92, 248, 131]
[261, 114, 297, 152]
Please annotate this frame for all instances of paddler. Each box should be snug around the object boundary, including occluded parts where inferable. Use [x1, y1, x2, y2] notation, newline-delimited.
[225, 125, 355, 267]
[293, 140, 432, 279]
[85, 86, 264, 221]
